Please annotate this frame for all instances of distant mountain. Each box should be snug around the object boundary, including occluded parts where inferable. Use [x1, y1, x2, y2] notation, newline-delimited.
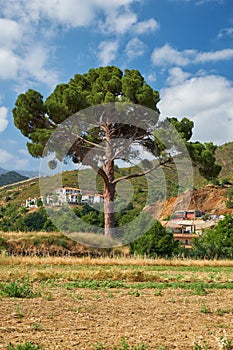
[0, 167, 39, 178]
[0, 167, 7, 175]
[17, 170, 39, 178]
[0, 171, 28, 186]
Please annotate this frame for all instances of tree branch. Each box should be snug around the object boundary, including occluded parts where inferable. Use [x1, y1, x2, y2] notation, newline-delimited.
[113, 158, 172, 184]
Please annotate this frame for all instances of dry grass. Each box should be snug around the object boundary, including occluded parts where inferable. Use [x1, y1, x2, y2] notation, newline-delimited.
[0, 253, 233, 285]
[1, 254, 233, 267]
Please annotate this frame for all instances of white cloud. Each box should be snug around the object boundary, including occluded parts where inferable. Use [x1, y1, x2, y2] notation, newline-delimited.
[158, 74, 233, 145]
[134, 18, 159, 34]
[152, 44, 193, 66]
[99, 11, 138, 35]
[0, 19, 23, 49]
[166, 67, 191, 86]
[21, 45, 58, 87]
[196, 49, 233, 63]
[0, 146, 31, 170]
[195, 0, 224, 5]
[0, 149, 13, 165]
[98, 41, 119, 66]
[125, 38, 147, 59]
[0, 49, 19, 80]
[2, 0, 158, 36]
[98, 10, 159, 36]
[217, 27, 233, 39]
[0, 107, 9, 133]
[146, 72, 157, 84]
[2, 0, 95, 27]
[0, 44, 58, 87]
[152, 44, 233, 67]
[0, 0, 157, 88]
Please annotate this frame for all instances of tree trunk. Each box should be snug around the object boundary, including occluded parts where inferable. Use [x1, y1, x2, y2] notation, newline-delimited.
[104, 158, 115, 239]
[104, 181, 115, 239]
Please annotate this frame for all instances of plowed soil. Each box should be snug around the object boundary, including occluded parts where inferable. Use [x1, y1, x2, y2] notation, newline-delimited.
[0, 287, 233, 349]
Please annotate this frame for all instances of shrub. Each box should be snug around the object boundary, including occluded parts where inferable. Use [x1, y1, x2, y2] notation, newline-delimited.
[0, 282, 35, 298]
[130, 220, 180, 258]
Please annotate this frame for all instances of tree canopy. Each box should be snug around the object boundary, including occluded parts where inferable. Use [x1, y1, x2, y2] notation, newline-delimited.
[192, 215, 233, 259]
[12, 66, 221, 242]
[130, 220, 179, 257]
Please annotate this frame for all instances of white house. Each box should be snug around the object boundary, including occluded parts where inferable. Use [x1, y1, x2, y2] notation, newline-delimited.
[81, 194, 104, 204]
[56, 187, 82, 205]
[25, 187, 103, 207]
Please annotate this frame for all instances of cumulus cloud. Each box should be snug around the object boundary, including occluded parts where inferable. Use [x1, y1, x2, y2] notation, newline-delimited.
[21, 45, 58, 87]
[0, 149, 13, 165]
[152, 44, 233, 67]
[166, 67, 191, 86]
[0, 0, 158, 87]
[2, 0, 159, 37]
[158, 74, 233, 145]
[125, 38, 147, 59]
[0, 107, 9, 133]
[0, 49, 20, 80]
[98, 41, 119, 65]
[0, 19, 23, 49]
[152, 44, 193, 66]
[196, 49, 233, 63]
[134, 18, 159, 34]
[99, 12, 159, 36]
[0, 45, 58, 87]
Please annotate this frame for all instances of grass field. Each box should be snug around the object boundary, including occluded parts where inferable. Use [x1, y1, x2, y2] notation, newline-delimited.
[0, 256, 233, 349]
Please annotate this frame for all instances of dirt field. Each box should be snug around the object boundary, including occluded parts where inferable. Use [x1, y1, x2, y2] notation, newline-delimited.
[0, 257, 233, 349]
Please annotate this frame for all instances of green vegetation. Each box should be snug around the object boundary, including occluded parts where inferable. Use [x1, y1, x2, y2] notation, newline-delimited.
[7, 343, 43, 350]
[192, 215, 233, 259]
[130, 220, 179, 257]
[226, 187, 233, 208]
[0, 205, 57, 232]
[0, 171, 28, 186]
[0, 282, 36, 298]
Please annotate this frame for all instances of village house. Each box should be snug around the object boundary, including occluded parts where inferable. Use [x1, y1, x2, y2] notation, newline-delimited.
[25, 186, 104, 208]
[164, 221, 198, 249]
[172, 210, 205, 220]
[164, 210, 206, 249]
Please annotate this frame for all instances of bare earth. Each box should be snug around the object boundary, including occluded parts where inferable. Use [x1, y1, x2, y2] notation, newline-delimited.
[0, 287, 233, 349]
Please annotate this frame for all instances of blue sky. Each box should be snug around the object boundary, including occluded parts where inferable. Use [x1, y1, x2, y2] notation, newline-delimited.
[0, 0, 233, 171]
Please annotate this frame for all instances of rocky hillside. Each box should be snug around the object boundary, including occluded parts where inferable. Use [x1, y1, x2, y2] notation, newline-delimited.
[145, 184, 232, 220]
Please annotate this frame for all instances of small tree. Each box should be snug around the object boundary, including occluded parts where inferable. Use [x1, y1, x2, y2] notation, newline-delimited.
[130, 220, 179, 257]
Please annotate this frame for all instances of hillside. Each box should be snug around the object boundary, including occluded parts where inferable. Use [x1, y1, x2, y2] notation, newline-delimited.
[0, 167, 39, 178]
[216, 142, 233, 181]
[145, 184, 233, 220]
[0, 171, 28, 186]
[0, 141, 232, 216]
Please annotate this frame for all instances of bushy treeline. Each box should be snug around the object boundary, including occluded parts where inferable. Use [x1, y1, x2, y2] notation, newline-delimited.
[1, 202, 233, 259]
